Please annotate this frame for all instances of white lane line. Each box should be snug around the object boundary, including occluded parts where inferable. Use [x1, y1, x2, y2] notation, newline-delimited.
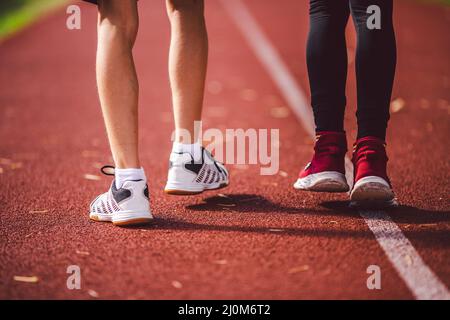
[221, 0, 450, 300]
[360, 211, 450, 300]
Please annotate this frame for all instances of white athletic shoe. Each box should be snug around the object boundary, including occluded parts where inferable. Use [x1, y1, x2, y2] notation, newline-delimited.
[89, 178, 153, 226]
[349, 176, 398, 208]
[164, 147, 229, 195]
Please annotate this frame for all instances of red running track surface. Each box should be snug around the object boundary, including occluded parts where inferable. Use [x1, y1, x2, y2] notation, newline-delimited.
[0, 0, 448, 299]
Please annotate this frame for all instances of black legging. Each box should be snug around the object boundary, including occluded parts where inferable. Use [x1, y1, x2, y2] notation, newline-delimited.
[307, 0, 396, 140]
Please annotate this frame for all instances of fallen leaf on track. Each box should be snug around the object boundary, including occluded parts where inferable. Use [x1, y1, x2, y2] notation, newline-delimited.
[270, 107, 290, 118]
[418, 223, 438, 228]
[268, 228, 284, 233]
[10, 162, 23, 169]
[261, 181, 278, 187]
[172, 281, 183, 289]
[84, 174, 101, 181]
[213, 259, 228, 265]
[288, 265, 310, 274]
[390, 98, 405, 113]
[14, 276, 39, 283]
[88, 289, 99, 298]
[217, 203, 236, 207]
[76, 250, 90, 256]
[279, 170, 288, 177]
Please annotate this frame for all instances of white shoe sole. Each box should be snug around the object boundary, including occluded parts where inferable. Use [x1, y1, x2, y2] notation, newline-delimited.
[164, 181, 229, 195]
[350, 176, 398, 208]
[293, 171, 349, 193]
[89, 210, 153, 226]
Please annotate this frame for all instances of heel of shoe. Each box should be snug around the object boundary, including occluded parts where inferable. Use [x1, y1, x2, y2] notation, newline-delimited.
[112, 211, 153, 226]
[164, 181, 204, 195]
[350, 176, 397, 208]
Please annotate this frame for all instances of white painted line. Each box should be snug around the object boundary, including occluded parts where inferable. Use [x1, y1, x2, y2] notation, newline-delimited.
[221, 0, 450, 300]
[361, 211, 450, 299]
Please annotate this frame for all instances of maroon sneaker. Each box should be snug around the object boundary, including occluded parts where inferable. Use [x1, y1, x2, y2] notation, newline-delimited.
[350, 136, 397, 207]
[294, 131, 349, 192]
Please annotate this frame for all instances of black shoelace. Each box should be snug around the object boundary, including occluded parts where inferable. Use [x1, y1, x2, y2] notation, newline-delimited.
[100, 165, 115, 176]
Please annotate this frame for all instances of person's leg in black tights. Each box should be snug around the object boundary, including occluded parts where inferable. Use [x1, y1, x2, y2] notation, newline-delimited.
[307, 0, 349, 134]
[350, 0, 396, 140]
[302, 0, 397, 200]
[307, 0, 397, 140]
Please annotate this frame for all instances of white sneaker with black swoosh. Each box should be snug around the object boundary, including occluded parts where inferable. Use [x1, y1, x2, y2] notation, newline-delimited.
[164, 147, 229, 195]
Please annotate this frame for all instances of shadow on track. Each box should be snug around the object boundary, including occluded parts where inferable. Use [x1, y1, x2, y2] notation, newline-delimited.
[321, 201, 450, 224]
[185, 194, 303, 213]
[122, 195, 450, 245]
[320, 200, 450, 249]
[127, 216, 373, 238]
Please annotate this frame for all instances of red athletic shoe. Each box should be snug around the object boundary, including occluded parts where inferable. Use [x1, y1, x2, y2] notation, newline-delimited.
[350, 136, 397, 207]
[294, 131, 349, 192]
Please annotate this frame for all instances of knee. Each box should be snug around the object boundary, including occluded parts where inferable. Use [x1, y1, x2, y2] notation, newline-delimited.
[166, 0, 204, 21]
[98, 4, 139, 46]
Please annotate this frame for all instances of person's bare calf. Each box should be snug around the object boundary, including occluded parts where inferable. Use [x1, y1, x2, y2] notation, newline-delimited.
[97, 0, 140, 169]
[166, 0, 208, 144]
[164, 0, 229, 195]
[90, 0, 152, 226]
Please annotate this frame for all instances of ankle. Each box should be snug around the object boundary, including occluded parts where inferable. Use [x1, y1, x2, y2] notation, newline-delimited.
[114, 158, 141, 170]
[115, 167, 146, 189]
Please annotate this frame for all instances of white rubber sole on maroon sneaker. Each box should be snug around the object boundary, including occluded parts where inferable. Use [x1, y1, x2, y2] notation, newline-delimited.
[350, 176, 398, 208]
[293, 171, 349, 192]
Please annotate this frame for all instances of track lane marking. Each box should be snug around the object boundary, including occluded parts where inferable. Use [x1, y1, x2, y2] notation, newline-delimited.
[221, 0, 450, 300]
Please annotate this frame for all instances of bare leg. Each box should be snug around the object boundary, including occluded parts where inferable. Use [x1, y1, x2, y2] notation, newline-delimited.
[166, 0, 208, 143]
[96, 0, 140, 168]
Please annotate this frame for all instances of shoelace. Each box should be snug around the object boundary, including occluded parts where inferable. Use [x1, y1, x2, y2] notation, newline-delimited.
[100, 165, 115, 176]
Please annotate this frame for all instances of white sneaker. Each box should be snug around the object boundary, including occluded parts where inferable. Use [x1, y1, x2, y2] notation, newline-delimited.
[89, 178, 153, 226]
[164, 147, 229, 195]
